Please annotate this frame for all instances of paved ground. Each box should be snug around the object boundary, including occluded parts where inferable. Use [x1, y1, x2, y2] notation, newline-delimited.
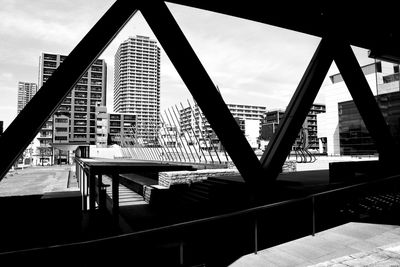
[0, 165, 78, 196]
[230, 222, 400, 267]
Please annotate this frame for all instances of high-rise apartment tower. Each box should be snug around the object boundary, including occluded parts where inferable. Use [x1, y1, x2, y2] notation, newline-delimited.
[114, 35, 161, 144]
[38, 53, 107, 147]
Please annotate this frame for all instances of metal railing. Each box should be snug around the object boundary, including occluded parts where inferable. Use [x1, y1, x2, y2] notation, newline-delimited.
[1, 168, 399, 265]
[116, 100, 233, 166]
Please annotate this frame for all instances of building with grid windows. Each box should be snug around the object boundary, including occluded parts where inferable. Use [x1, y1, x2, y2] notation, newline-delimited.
[17, 82, 38, 114]
[114, 35, 161, 145]
[95, 105, 136, 147]
[180, 103, 266, 150]
[36, 53, 107, 165]
[261, 104, 326, 152]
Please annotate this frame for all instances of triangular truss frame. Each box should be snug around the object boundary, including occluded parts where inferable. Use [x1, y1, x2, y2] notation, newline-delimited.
[0, 1, 397, 185]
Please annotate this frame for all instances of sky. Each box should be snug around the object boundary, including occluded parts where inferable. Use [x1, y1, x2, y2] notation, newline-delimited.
[0, 0, 375, 130]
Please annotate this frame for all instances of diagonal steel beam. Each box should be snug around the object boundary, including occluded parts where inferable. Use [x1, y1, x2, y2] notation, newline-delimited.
[0, 1, 138, 180]
[140, 1, 263, 184]
[332, 40, 398, 165]
[260, 37, 333, 180]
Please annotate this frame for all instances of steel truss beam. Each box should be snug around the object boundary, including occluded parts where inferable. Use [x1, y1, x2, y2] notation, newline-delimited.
[140, 1, 263, 184]
[332, 39, 398, 165]
[261, 36, 399, 181]
[0, 1, 138, 180]
[260, 37, 334, 179]
[1, 0, 397, 185]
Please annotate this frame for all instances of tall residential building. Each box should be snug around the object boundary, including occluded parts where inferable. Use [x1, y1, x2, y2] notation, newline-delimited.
[36, 53, 107, 165]
[17, 82, 37, 113]
[114, 35, 161, 145]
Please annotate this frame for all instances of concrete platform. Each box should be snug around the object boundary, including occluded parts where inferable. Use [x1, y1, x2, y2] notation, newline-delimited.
[230, 222, 400, 267]
[0, 165, 78, 196]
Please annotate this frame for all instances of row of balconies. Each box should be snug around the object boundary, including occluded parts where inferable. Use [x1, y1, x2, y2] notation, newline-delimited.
[119, 83, 160, 87]
[118, 93, 160, 98]
[120, 79, 159, 84]
[117, 108, 159, 113]
[119, 56, 159, 62]
[43, 54, 57, 61]
[91, 66, 103, 72]
[90, 86, 102, 92]
[43, 68, 55, 75]
[43, 62, 57, 68]
[93, 59, 103, 66]
[119, 62, 160, 68]
[120, 76, 159, 81]
[121, 50, 159, 56]
[118, 91, 160, 95]
[63, 98, 101, 106]
[120, 64, 160, 70]
[118, 106, 159, 110]
[73, 134, 88, 139]
[38, 133, 52, 139]
[228, 104, 266, 109]
[91, 73, 103, 79]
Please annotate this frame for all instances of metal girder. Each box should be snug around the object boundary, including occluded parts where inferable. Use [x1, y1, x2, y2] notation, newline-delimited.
[260, 37, 333, 180]
[332, 40, 398, 165]
[0, 1, 138, 180]
[140, 1, 263, 184]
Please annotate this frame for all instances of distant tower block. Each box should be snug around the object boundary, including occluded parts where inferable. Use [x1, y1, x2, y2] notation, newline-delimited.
[114, 35, 161, 144]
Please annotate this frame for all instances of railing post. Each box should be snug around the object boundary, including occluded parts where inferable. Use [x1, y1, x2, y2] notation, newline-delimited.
[312, 196, 316, 236]
[179, 241, 184, 266]
[254, 217, 258, 254]
[82, 165, 88, 211]
[112, 173, 120, 216]
[89, 171, 96, 210]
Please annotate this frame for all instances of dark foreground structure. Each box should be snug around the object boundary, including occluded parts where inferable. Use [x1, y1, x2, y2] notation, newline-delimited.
[1, 1, 400, 266]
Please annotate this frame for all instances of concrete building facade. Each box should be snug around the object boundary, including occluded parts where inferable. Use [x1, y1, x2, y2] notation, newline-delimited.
[317, 61, 399, 155]
[179, 103, 266, 150]
[114, 35, 161, 144]
[95, 106, 136, 147]
[36, 53, 107, 165]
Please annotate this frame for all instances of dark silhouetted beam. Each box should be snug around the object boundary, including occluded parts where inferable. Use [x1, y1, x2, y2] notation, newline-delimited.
[0, 1, 138, 180]
[167, 1, 400, 62]
[332, 40, 398, 165]
[260, 37, 333, 180]
[141, 1, 263, 184]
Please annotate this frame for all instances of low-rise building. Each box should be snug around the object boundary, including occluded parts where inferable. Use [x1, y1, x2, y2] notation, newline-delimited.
[95, 106, 136, 147]
[261, 104, 326, 152]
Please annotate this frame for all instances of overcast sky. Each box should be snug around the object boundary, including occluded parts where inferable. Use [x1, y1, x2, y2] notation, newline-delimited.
[0, 0, 374, 130]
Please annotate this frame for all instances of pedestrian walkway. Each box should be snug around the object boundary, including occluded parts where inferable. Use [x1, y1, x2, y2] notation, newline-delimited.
[309, 242, 400, 266]
[102, 175, 147, 206]
[230, 222, 400, 266]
